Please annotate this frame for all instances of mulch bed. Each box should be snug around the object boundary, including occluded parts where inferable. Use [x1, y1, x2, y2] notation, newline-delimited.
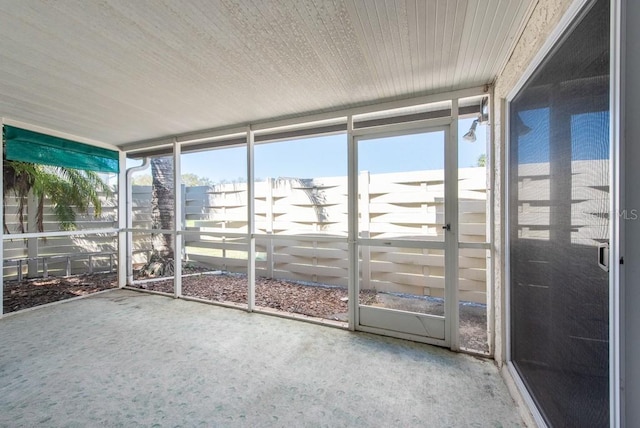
[3, 271, 488, 353]
[3, 274, 117, 313]
[135, 273, 351, 321]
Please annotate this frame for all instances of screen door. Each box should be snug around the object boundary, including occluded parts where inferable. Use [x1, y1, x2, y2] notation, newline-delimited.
[509, 0, 610, 425]
[355, 127, 453, 345]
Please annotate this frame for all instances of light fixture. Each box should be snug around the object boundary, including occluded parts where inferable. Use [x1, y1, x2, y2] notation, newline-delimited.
[480, 96, 489, 122]
[463, 119, 478, 142]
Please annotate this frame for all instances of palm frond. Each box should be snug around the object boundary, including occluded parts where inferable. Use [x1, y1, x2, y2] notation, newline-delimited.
[3, 159, 113, 233]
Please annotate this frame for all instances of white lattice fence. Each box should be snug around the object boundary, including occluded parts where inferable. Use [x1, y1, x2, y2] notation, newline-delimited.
[179, 168, 489, 303]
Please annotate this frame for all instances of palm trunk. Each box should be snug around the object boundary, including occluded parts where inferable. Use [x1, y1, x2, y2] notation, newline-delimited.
[141, 157, 175, 277]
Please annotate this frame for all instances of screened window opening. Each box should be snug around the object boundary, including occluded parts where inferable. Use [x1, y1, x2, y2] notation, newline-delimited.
[2, 125, 120, 314]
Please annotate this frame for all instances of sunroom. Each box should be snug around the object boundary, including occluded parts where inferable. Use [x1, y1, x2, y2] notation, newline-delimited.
[0, 0, 637, 426]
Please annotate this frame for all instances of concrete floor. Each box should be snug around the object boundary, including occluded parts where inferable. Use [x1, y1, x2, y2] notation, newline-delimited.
[0, 289, 523, 427]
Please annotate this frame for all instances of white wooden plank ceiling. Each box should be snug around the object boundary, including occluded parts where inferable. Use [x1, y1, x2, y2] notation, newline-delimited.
[0, 0, 534, 148]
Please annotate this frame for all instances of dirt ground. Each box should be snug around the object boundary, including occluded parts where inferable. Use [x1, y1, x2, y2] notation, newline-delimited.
[3, 271, 488, 353]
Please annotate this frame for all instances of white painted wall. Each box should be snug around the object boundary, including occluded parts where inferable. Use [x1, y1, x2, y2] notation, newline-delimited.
[623, 0, 640, 424]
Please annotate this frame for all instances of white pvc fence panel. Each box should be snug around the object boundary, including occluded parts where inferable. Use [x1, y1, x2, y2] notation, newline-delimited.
[172, 168, 490, 303]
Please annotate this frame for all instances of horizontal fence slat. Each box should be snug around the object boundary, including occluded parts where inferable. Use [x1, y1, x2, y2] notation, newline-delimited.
[272, 254, 349, 269]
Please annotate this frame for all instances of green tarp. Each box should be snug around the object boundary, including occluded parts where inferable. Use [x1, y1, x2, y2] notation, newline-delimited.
[3, 125, 119, 173]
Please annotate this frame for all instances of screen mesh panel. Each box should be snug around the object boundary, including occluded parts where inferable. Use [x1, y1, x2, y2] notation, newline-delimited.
[509, 0, 610, 426]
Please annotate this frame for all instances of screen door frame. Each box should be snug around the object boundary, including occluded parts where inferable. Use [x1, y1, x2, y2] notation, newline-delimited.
[349, 118, 459, 349]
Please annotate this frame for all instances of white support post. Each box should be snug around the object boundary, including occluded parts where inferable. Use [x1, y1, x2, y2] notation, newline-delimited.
[117, 151, 127, 287]
[173, 139, 182, 298]
[181, 184, 187, 231]
[181, 183, 188, 264]
[446, 99, 460, 351]
[359, 171, 371, 290]
[347, 115, 358, 330]
[247, 127, 256, 311]
[266, 177, 274, 278]
[487, 89, 496, 356]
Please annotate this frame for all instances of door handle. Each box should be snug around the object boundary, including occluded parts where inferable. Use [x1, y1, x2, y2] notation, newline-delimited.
[442, 224, 451, 231]
[598, 242, 609, 272]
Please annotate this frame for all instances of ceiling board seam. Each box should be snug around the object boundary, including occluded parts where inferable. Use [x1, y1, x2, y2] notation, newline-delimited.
[470, 0, 503, 82]
[452, 1, 476, 86]
[432, 0, 440, 92]
[480, 0, 514, 80]
[446, 0, 465, 89]
[347, 0, 385, 100]
[373, 0, 397, 96]
[465, 0, 491, 84]
[413, 0, 427, 93]
[393, 0, 411, 95]
[493, 0, 539, 82]
[291, 0, 352, 100]
[366, 0, 389, 98]
[307, 0, 360, 96]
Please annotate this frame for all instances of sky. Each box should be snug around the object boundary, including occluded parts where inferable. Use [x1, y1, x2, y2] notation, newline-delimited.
[129, 117, 488, 183]
[516, 108, 609, 164]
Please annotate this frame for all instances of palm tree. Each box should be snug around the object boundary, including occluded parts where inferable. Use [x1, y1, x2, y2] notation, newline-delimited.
[138, 157, 175, 277]
[3, 159, 112, 233]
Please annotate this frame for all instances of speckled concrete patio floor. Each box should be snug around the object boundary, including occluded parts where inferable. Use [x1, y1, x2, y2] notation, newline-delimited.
[0, 289, 523, 427]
